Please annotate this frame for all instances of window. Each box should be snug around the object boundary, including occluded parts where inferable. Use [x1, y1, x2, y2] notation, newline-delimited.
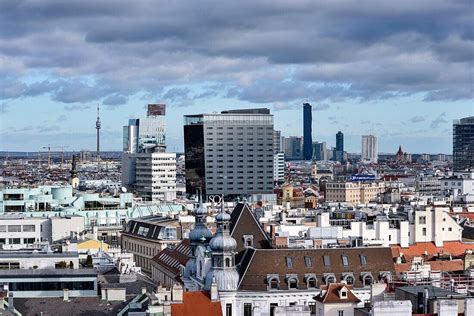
[270, 278, 279, 289]
[226, 303, 232, 316]
[419, 216, 426, 224]
[341, 255, 349, 266]
[286, 256, 293, 268]
[304, 256, 312, 267]
[422, 227, 427, 236]
[288, 278, 297, 289]
[338, 311, 344, 316]
[8, 225, 21, 232]
[244, 303, 252, 316]
[0, 226, 6, 232]
[307, 277, 317, 288]
[360, 255, 367, 266]
[270, 303, 278, 316]
[340, 289, 347, 298]
[323, 255, 330, 266]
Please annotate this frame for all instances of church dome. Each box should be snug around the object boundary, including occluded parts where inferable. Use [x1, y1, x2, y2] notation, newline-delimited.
[209, 234, 237, 252]
[189, 225, 213, 242]
[205, 268, 240, 292]
[215, 210, 231, 222]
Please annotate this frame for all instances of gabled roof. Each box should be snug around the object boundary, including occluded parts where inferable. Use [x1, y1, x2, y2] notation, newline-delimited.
[171, 291, 222, 316]
[230, 203, 271, 260]
[314, 283, 360, 304]
[238, 247, 396, 291]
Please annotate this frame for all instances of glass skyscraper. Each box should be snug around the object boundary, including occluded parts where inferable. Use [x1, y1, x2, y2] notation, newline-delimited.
[453, 116, 474, 171]
[303, 102, 313, 160]
[335, 131, 344, 163]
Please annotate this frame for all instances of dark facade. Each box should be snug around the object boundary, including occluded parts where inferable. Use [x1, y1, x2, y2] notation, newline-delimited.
[183, 118, 206, 195]
[453, 116, 474, 171]
[303, 103, 313, 160]
[335, 131, 344, 163]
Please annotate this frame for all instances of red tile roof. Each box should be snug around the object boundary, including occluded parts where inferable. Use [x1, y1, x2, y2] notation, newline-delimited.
[171, 291, 222, 316]
[314, 283, 360, 304]
[395, 259, 465, 273]
[393, 241, 474, 260]
[152, 239, 191, 277]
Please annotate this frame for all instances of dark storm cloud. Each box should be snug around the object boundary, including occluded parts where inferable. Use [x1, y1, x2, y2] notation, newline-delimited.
[0, 0, 472, 104]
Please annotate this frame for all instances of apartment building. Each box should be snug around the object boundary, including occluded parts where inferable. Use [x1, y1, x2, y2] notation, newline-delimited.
[325, 181, 385, 204]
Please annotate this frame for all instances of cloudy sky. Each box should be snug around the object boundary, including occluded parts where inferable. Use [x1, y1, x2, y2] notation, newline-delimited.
[1, 0, 472, 154]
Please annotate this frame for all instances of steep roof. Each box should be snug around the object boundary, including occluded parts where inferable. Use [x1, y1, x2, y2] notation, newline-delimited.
[314, 283, 360, 304]
[230, 203, 271, 261]
[170, 291, 222, 316]
[238, 247, 395, 291]
[152, 239, 191, 279]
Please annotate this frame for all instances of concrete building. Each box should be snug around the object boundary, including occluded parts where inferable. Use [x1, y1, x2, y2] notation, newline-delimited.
[0, 215, 84, 250]
[0, 250, 79, 270]
[274, 152, 285, 182]
[133, 152, 177, 201]
[325, 181, 385, 204]
[415, 176, 441, 196]
[303, 102, 313, 160]
[361, 135, 377, 163]
[312, 142, 329, 161]
[453, 116, 474, 171]
[273, 130, 282, 154]
[184, 108, 274, 198]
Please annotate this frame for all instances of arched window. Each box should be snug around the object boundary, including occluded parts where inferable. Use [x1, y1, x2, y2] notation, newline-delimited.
[307, 277, 317, 288]
[344, 275, 354, 285]
[363, 274, 373, 287]
[325, 275, 336, 285]
[289, 278, 298, 289]
[270, 278, 279, 289]
[225, 258, 231, 267]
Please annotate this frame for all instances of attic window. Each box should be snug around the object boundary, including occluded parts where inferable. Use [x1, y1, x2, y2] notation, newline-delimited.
[288, 278, 298, 289]
[360, 255, 367, 266]
[307, 277, 317, 288]
[286, 256, 293, 268]
[340, 289, 347, 299]
[341, 255, 349, 266]
[304, 256, 312, 267]
[323, 255, 330, 267]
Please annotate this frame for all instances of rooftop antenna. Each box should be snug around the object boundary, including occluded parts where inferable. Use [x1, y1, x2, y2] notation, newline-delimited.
[96, 104, 101, 163]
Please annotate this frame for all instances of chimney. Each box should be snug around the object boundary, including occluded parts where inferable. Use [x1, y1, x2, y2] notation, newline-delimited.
[8, 292, 13, 311]
[63, 289, 69, 301]
[172, 283, 183, 303]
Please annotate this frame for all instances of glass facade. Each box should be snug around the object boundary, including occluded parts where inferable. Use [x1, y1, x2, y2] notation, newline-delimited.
[453, 116, 474, 171]
[303, 103, 312, 160]
[9, 281, 95, 291]
[184, 123, 206, 195]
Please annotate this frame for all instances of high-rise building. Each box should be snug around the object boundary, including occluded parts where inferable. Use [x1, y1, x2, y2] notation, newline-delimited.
[184, 108, 274, 197]
[361, 135, 378, 163]
[335, 131, 344, 163]
[95, 104, 101, 161]
[453, 116, 474, 171]
[273, 152, 285, 182]
[303, 102, 313, 160]
[122, 104, 176, 202]
[282, 136, 303, 160]
[312, 142, 328, 161]
[273, 130, 282, 154]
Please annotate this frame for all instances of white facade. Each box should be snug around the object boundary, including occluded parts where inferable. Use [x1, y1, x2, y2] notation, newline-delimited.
[134, 152, 177, 202]
[441, 172, 474, 197]
[274, 152, 285, 182]
[0, 216, 84, 250]
[372, 300, 412, 316]
[361, 135, 377, 163]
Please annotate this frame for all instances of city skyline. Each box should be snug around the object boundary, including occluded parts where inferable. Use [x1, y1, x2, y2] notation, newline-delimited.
[1, 1, 472, 153]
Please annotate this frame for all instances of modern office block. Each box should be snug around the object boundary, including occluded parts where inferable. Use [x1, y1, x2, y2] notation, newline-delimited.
[335, 131, 344, 163]
[312, 142, 328, 161]
[273, 130, 282, 154]
[184, 108, 274, 197]
[453, 116, 474, 171]
[282, 136, 303, 160]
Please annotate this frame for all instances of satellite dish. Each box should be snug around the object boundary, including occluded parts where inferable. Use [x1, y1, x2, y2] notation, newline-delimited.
[71, 177, 80, 189]
[121, 186, 127, 193]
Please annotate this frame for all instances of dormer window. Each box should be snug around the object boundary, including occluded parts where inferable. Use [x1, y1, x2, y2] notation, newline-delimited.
[340, 288, 348, 299]
[243, 235, 254, 248]
[267, 274, 280, 291]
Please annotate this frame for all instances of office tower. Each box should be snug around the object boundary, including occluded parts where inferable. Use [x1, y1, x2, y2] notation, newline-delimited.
[361, 135, 378, 163]
[453, 116, 474, 171]
[273, 130, 282, 154]
[134, 152, 177, 201]
[273, 152, 285, 182]
[282, 136, 303, 160]
[123, 104, 166, 153]
[335, 131, 344, 163]
[303, 102, 313, 160]
[312, 141, 328, 161]
[122, 104, 176, 202]
[95, 104, 101, 161]
[184, 108, 274, 197]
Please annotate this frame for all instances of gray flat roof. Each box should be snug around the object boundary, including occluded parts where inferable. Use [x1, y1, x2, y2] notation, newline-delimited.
[0, 251, 78, 259]
[396, 285, 465, 298]
[0, 268, 97, 277]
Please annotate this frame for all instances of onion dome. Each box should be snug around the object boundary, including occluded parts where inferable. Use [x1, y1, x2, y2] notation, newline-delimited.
[209, 233, 237, 252]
